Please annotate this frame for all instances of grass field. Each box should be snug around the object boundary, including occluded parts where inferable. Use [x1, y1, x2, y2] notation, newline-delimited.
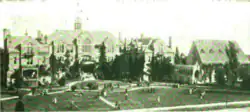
[106, 88, 250, 110]
[1, 91, 113, 111]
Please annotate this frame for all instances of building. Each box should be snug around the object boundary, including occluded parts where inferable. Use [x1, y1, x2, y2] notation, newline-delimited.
[186, 40, 250, 83]
[3, 29, 52, 87]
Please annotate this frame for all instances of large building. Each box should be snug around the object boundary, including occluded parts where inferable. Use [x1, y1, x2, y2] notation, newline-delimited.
[186, 40, 250, 83]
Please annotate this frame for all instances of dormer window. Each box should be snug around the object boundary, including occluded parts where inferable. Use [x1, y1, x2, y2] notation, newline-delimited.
[201, 49, 205, 53]
[209, 49, 214, 53]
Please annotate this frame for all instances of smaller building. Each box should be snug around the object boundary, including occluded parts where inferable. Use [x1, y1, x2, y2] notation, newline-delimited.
[186, 39, 250, 84]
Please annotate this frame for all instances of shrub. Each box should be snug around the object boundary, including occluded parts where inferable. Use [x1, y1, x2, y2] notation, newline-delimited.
[71, 85, 77, 92]
[87, 82, 99, 90]
[58, 77, 66, 86]
[241, 78, 250, 90]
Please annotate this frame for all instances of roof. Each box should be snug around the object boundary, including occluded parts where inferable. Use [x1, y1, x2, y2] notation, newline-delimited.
[48, 30, 80, 44]
[193, 40, 250, 65]
[138, 37, 153, 45]
[48, 30, 117, 45]
[7, 36, 41, 49]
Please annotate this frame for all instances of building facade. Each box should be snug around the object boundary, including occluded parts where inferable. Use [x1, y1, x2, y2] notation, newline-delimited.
[186, 40, 250, 84]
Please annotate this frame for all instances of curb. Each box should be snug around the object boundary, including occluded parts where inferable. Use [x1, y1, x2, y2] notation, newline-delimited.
[111, 101, 250, 112]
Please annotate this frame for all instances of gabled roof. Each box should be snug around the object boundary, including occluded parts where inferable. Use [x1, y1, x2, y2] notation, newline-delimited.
[90, 31, 116, 44]
[193, 40, 250, 65]
[48, 30, 117, 45]
[7, 36, 41, 49]
[48, 30, 80, 44]
[138, 37, 153, 45]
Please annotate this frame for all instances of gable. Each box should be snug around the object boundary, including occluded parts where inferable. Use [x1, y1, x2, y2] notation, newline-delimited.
[194, 40, 249, 65]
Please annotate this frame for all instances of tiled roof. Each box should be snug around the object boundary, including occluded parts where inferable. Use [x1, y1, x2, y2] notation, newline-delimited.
[138, 37, 152, 45]
[48, 30, 116, 45]
[7, 36, 41, 49]
[194, 40, 250, 65]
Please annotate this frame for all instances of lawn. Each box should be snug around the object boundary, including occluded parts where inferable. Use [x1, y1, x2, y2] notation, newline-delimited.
[1, 91, 113, 111]
[106, 88, 250, 110]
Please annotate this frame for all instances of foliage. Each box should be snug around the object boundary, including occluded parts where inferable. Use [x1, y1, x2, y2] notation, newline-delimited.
[225, 41, 240, 87]
[174, 47, 181, 64]
[15, 100, 25, 111]
[58, 77, 66, 86]
[87, 82, 98, 90]
[71, 85, 77, 92]
[180, 53, 187, 65]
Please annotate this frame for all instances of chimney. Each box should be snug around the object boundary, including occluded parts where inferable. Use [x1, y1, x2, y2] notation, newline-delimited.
[44, 35, 48, 44]
[3, 28, 9, 39]
[169, 36, 172, 49]
[119, 32, 122, 40]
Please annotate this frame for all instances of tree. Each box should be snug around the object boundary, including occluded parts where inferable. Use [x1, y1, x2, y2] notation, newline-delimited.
[180, 53, 187, 65]
[174, 47, 181, 64]
[225, 41, 240, 87]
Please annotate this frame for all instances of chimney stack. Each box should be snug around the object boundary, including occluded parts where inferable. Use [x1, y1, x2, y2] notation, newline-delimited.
[169, 36, 172, 49]
[3, 28, 10, 39]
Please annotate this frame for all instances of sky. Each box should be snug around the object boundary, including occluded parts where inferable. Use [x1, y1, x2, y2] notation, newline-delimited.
[0, 0, 250, 55]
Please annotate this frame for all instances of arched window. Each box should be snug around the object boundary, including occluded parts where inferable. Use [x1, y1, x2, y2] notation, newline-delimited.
[27, 42, 32, 54]
[14, 57, 17, 64]
[83, 38, 91, 52]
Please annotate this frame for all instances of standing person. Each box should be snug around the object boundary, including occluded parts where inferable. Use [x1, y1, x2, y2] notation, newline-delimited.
[15, 95, 25, 112]
[200, 90, 206, 99]
[157, 96, 161, 104]
[124, 88, 128, 100]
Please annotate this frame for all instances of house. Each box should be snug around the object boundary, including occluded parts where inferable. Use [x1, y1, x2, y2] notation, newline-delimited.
[47, 21, 119, 65]
[3, 29, 51, 87]
[186, 39, 250, 83]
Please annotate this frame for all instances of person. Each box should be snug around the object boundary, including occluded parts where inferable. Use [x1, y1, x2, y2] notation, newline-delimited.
[125, 88, 128, 100]
[189, 88, 193, 95]
[52, 97, 57, 104]
[157, 96, 161, 104]
[15, 95, 25, 112]
[115, 101, 120, 110]
[200, 90, 206, 99]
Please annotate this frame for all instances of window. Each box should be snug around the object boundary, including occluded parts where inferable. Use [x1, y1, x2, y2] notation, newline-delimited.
[209, 49, 214, 53]
[14, 57, 17, 64]
[27, 42, 33, 54]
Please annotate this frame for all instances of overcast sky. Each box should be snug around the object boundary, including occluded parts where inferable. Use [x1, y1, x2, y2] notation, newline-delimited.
[0, 0, 250, 55]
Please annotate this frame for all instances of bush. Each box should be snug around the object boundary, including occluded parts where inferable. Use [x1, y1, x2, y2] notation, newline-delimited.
[71, 85, 77, 92]
[241, 78, 250, 90]
[58, 77, 66, 86]
[87, 82, 98, 90]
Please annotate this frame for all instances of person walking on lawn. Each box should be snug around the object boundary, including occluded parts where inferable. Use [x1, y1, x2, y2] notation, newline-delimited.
[200, 89, 206, 99]
[15, 95, 25, 112]
[125, 88, 128, 100]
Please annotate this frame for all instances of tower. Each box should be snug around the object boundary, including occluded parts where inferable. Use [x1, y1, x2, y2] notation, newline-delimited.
[74, 0, 82, 30]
